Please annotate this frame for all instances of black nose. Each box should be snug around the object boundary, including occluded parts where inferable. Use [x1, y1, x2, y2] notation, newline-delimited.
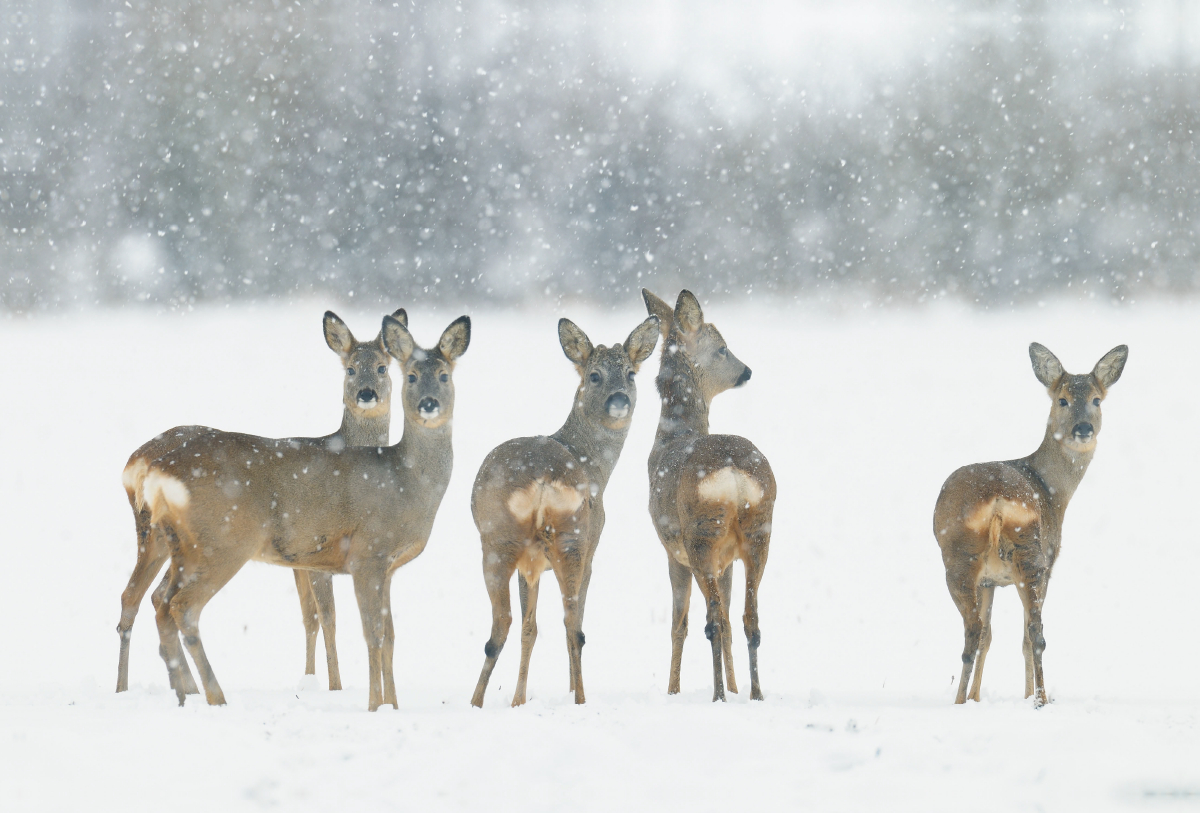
[736, 367, 752, 387]
[605, 392, 631, 418]
[1072, 422, 1094, 439]
[357, 389, 378, 403]
[418, 397, 440, 415]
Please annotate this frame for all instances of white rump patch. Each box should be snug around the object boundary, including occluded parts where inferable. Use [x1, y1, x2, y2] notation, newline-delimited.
[697, 467, 764, 507]
[122, 459, 149, 510]
[143, 469, 191, 518]
[506, 478, 585, 529]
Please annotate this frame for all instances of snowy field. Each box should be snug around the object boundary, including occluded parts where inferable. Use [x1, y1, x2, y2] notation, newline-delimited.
[1, 298, 1198, 811]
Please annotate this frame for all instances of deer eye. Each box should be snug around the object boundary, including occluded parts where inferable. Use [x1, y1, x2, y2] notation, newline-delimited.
[1058, 398, 1068, 407]
[377, 366, 387, 375]
[347, 367, 356, 376]
[627, 370, 636, 381]
[718, 347, 727, 356]
[589, 372, 601, 384]
[407, 373, 417, 383]
[439, 373, 449, 382]
[1093, 398, 1100, 407]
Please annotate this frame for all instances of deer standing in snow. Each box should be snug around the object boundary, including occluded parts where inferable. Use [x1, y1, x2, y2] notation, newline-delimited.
[117, 309, 404, 695]
[642, 289, 776, 702]
[126, 313, 469, 709]
[934, 342, 1127, 706]
[470, 315, 660, 707]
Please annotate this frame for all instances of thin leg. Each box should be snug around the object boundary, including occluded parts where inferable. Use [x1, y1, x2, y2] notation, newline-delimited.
[352, 567, 387, 711]
[967, 585, 995, 702]
[718, 565, 738, 694]
[167, 554, 246, 707]
[380, 571, 398, 709]
[470, 548, 516, 708]
[548, 540, 587, 705]
[294, 569, 319, 677]
[117, 507, 168, 692]
[512, 572, 541, 706]
[666, 557, 692, 695]
[741, 528, 770, 701]
[153, 563, 189, 705]
[697, 573, 727, 702]
[310, 572, 341, 690]
[1017, 576, 1049, 707]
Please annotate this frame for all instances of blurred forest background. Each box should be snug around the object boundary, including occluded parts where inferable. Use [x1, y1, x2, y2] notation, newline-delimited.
[3, 0, 1197, 312]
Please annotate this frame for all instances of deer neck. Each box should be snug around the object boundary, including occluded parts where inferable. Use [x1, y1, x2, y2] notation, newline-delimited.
[551, 400, 630, 494]
[392, 412, 454, 480]
[1025, 427, 1095, 519]
[653, 343, 710, 449]
[337, 408, 390, 448]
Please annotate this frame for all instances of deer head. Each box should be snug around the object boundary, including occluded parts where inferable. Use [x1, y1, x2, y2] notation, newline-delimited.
[1029, 342, 1128, 453]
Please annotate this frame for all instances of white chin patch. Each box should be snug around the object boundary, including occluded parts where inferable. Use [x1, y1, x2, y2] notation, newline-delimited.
[608, 405, 630, 419]
[358, 399, 378, 409]
[420, 407, 440, 420]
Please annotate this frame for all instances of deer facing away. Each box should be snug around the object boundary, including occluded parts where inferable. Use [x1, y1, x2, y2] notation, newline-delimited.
[642, 289, 776, 702]
[934, 342, 1127, 706]
[117, 309, 403, 695]
[127, 313, 469, 709]
[470, 315, 660, 707]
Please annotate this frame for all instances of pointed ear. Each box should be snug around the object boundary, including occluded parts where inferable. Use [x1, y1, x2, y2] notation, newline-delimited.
[624, 316, 661, 370]
[641, 289, 673, 340]
[390, 308, 408, 329]
[1092, 344, 1128, 390]
[323, 311, 355, 355]
[558, 318, 594, 369]
[438, 316, 471, 362]
[382, 314, 415, 363]
[673, 290, 704, 335]
[1029, 343, 1065, 388]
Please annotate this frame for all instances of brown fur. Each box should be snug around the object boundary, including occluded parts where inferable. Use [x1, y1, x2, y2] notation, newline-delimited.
[129, 314, 469, 710]
[469, 316, 659, 707]
[115, 309, 405, 695]
[643, 289, 777, 702]
[933, 342, 1127, 706]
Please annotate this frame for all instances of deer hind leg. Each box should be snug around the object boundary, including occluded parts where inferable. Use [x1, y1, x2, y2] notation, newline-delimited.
[696, 573, 728, 702]
[117, 507, 169, 692]
[718, 566, 738, 694]
[666, 557, 692, 695]
[351, 567, 389, 712]
[967, 584, 995, 702]
[946, 564, 984, 705]
[1016, 575, 1049, 707]
[153, 564, 190, 704]
[742, 524, 771, 701]
[512, 572, 541, 707]
[550, 543, 588, 704]
[379, 571, 398, 710]
[309, 572, 340, 690]
[294, 570, 319, 677]
[168, 551, 247, 707]
[471, 547, 516, 708]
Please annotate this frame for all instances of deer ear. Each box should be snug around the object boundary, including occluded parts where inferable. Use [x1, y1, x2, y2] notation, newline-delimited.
[438, 316, 471, 362]
[1029, 343, 1065, 388]
[324, 311, 355, 355]
[382, 314, 415, 363]
[390, 308, 408, 329]
[673, 290, 704, 335]
[641, 289, 673, 339]
[558, 318, 594, 369]
[1092, 344, 1128, 389]
[624, 316, 661, 370]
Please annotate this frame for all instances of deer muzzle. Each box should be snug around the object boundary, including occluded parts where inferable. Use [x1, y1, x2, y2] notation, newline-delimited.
[356, 388, 379, 407]
[1072, 422, 1094, 441]
[605, 392, 631, 419]
[736, 366, 752, 387]
[418, 397, 441, 419]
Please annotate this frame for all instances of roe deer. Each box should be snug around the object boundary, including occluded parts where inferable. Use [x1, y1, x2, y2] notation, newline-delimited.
[934, 342, 1127, 707]
[642, 289, 775, 702]
[117, 309, 404, 694]
[130, 313, 469, 709]
[470, 315, 660, 707]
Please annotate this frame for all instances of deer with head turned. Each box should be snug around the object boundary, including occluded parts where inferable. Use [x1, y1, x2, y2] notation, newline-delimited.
[129, 313, 469, 709]
[470, 315, 660, 707]
[642, 289, 776, 702]
[117, 309, 404, 695]
[934, 342, 1128, 707]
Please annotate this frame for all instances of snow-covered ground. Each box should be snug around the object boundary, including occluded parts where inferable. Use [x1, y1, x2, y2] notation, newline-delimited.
[1, 299, 1197, 811]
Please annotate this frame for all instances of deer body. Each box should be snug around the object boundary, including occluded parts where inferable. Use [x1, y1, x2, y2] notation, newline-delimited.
[934, 342, 1127, 706]
[133, 314, 469, 709]
[643, 290, 776, 702]
[116, 310, 403, 694]
[470, 316, 659, 707]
